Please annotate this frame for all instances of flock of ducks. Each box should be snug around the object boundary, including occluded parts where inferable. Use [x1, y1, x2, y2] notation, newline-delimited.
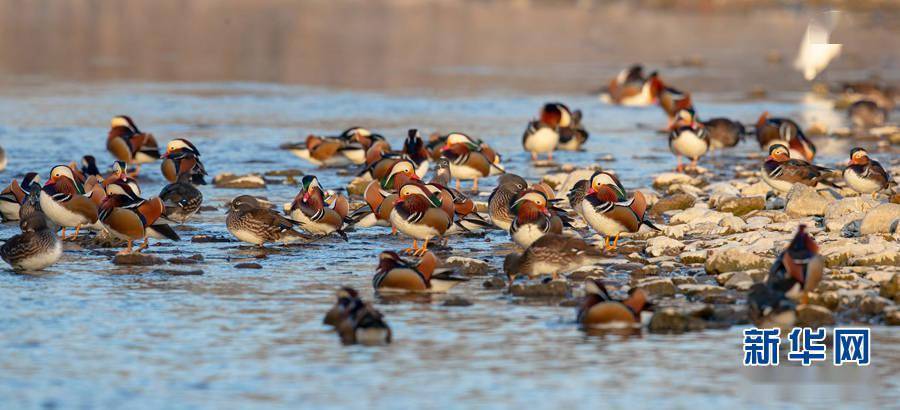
[0, 66, 897, 344]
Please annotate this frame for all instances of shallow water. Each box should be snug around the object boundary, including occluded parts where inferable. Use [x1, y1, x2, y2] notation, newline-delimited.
[0, 80, 898, 409]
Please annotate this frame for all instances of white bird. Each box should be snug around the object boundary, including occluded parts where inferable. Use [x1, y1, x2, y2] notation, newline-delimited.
[794, 11, 842, 81]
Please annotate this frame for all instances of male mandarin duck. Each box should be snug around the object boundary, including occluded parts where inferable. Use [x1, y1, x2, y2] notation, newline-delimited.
[509, 190, 567, 248]
[765, 225, 824, 305]
[226, 195, 309, 246]
[103, 161, 142, 196]
[0, 211, 62, 271]
[82, 175, 107, 207]
[425, 158, 491, 233]
[39, 165, 99, 240]
[761, 144, 833, 193]
[578, 170, 658, 250]
[755, 112, 816, 161]
[106, 115, 161, 175]
[843, 147, 895, 198]
[668, 108, 710, 172]
[360, 130, 430, 181]
[373, 251, 468, 293]
[161, 138, 207, 185]
[389, 181, 452, 256]
[347, 159, 419, 228]
[440, 132, 504, 192]
[80, 156, 102, 178]
[601, 64, 657, 106]
[0, 172, 41, 222]
[504, 233, 606, 286]
[522, 103, 566, 161]
[323, 287, 362, 327]
[340, 126, 388, 165]
[159, 157, 204, 224]
[577, 279, 647, 327]
[651, 73, 694, 125]
[288, 127, 386, 167]
[488, 174, 528, 230]
[99, 181, 180, 254]
[289, 175, 350, 240]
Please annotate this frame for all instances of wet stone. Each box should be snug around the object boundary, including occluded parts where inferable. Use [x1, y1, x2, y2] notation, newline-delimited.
[151, 268, 204, 276]
[442, 256, 491, 276]
[482, 276, 506, 289]
[169, 254, 204, 265]
[264, 169, 304, 177]
[879, 273, 900, 303]
[886, 308, 900, 326]
[191, 235, 234, 243]
[859, 296, 891, 316]
[648, 307, 707, 334]
[441, 296, 473, 307]
[635, 277, 676, 298]
[509, 280, 570, 297]
[112, 253, 166, 266]
[234, 262, 263, 269]
[213, 173, 267, 189]
[785, 183, 832, 217]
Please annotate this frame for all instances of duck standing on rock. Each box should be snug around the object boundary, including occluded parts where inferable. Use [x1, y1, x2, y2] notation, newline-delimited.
[106, 115, 161, 176]
[159, 156, 204, 224]
[40, 165, 99, 240]
[578, 171, 658, 251]
[373, 251, 468, 293]
[755, 112, 816, 161]
[389, 182, 452, 256]
[226, 195, 309, 247]
[760, 144, 834, 193]
[504, 233, 606, 286]
[668, 109, 710, 172]
[289, 175, 350, 240]
[1, 211, 62, 271]
[577, 279, 647, 328]
[843, 147, 895, 199]
[440, 132, 504, 192]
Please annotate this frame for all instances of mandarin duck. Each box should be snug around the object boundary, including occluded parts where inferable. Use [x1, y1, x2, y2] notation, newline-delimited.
[373, 251, 468, 293]
[39, 165, 99, 240]
[106, 115, 161, 175]
[0, 211, 62, 271]
[577, 279, 647, 328]
[504, 233, 605, 286]
[578, 170, 658, 250]
[389, 181, 452, 256]
[843, 147, 895, 198]
[289, 175, 350, 240]
[226, 195, 309, 247]
[755, 112, 816, 161]
[761, 144, 833, 193]
[99, 181, 180, 254]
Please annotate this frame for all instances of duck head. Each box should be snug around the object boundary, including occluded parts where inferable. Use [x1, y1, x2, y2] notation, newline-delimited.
[110, 115, 139, 133]
[767, 144, 791, 162]
[298, 175, 324, 203]
[45, 165, 84, 195]
[163, 138, 201, 158]
[849, 147, 870, 165]
[228, 195, 262, 214]
[396, 182, 441, 210]
[383, 160, 419, 190]
[511, 190, 551, 218]
[585, 171, 627, 201]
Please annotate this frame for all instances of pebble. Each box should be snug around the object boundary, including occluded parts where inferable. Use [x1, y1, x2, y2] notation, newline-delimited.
[151, 268, 204, 276]
[646, 236, 685, 257]
[648, 307, 708, 334]
[169, 254, 205, 265]
[234, 262, 263, 269]
[705, 247, 769, 274]
[442, 257, 491, 276]
[652, 173, 702, 190]
[509, 280, 570, 297]
[635, 277, 676, 298]
[795, 304, 836, 328]
[441, 296, 473, 307]
[650, 193, 695, 215]
[112, 253, 166, 266]
[880, 273, 900, 302]
[213, 173, 267, 189]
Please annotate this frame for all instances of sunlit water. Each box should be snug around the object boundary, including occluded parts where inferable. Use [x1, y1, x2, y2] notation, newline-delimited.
[0, 81, 898, 408]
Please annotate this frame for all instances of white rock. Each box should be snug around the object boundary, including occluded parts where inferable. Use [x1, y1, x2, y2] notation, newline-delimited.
[784, 184, 832, 217]
[705, 246, 770, 274]
[741, 181, 772, 197]
[719, 215, 747, 233]
[646, 236, 686, 257]
[860, 203, 900, 235]
[745, 216, 772, 230]
[653, 172, 701, 189]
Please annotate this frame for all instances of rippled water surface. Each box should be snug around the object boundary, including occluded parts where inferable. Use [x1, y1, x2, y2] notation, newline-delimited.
[1, 80, 898, 409]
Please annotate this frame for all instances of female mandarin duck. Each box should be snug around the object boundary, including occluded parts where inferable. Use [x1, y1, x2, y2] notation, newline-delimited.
[843, 147, 895, 198]
[504, 233, 606, 286]
[373, 251, 468, 293]
[226, 195, 308, 246]
[389, 181, 452, 256]
[289, 175, 350, 240]
[99, 181, 180, 254]
[1, 212, 62, 271]
[577, 279, 647, 328]
[509, 190, 566, 248]
[488, 174, 529, 230]
[159, 156, 204, 224]
[761, 144, 833, 193]
[755, 112, 816, 161]
[440, 132, 504, 192]
[578, 170, 658, 250]
[765, 225, 824, 305]
[40, 165, 99, 240]
[106, 115, 161, 175]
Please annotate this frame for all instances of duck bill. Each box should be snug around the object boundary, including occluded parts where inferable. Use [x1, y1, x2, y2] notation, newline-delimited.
[586, 187, 597, 196]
